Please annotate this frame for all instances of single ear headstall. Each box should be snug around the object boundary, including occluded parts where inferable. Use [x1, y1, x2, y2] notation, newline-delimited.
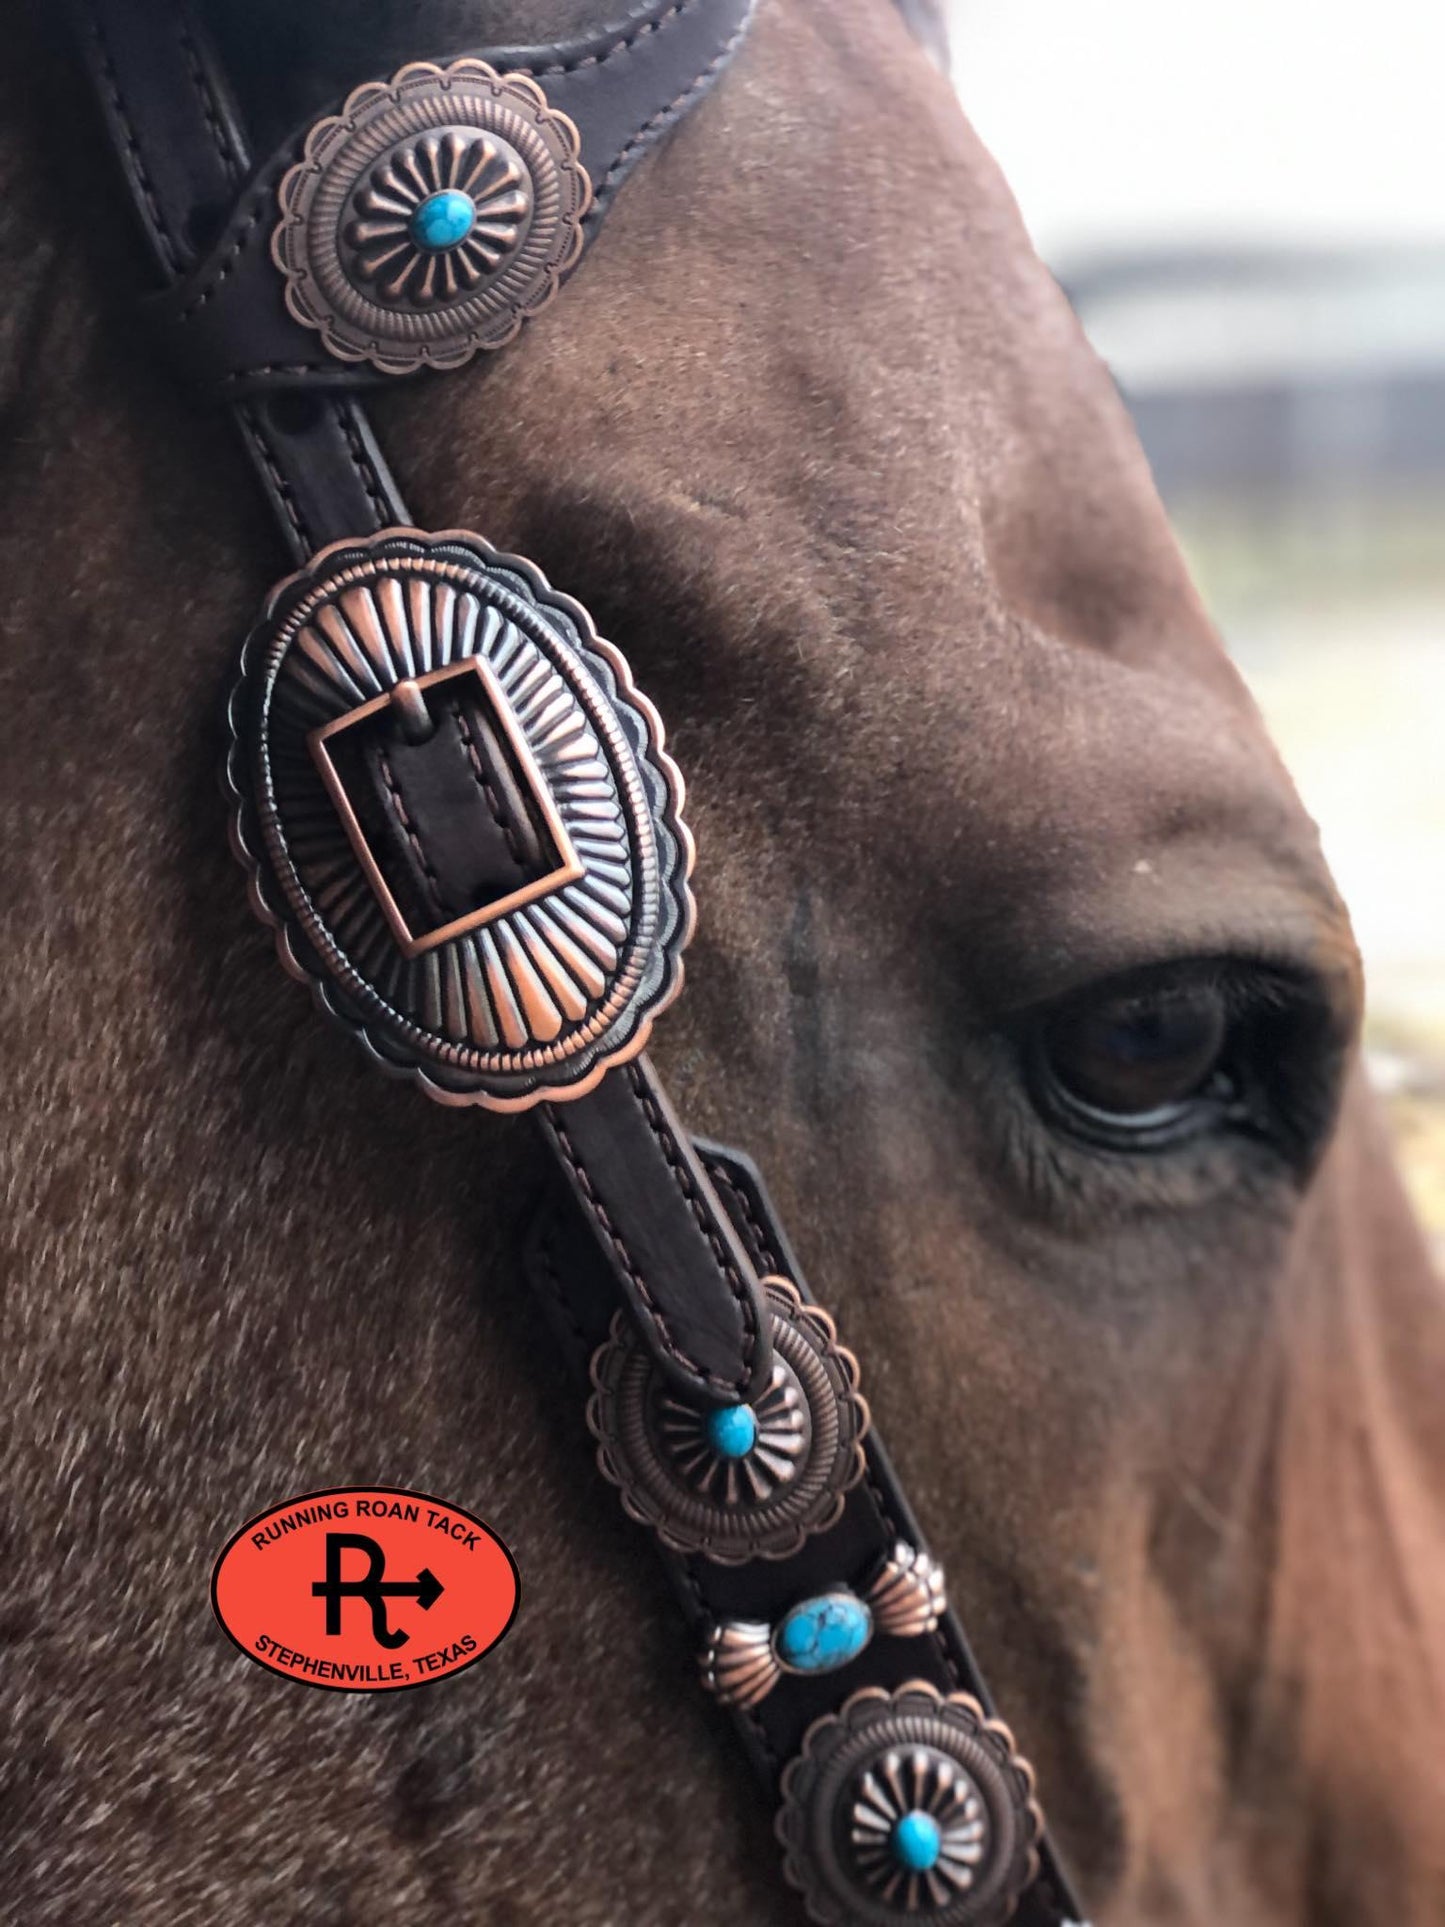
[69, 3, 1090, 1921]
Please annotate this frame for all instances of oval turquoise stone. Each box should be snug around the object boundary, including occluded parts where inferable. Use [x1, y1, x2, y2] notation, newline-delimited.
[774, 1592, 872, 1673]
[704, 1403, 758, 1460]
[409, 189, 476, 252]
[891, 1809, 943, 1873]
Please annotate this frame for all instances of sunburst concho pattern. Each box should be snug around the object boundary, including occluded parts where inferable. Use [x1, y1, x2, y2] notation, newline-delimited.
[588, 1277, 870, 1563]
[777, 1684, 1043, 1927]
[347, 129, 534, 309]
[227, 528, 694, 1110]
[272, 58, 591, 374]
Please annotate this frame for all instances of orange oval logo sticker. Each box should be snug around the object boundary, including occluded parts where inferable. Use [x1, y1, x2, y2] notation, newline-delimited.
[212, 1486, 519, 1691]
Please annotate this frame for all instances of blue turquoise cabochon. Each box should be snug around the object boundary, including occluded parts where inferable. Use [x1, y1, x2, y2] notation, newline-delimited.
[409, 188, 478, 251]
[774, 1593, 873, 1674]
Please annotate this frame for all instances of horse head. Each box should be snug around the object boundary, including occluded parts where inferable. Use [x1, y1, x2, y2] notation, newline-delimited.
[2, 2, 1440, 1922]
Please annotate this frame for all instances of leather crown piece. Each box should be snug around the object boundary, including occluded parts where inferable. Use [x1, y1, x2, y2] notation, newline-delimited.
[89, 0, 760, 391]
[71, 1, 1089, 1921]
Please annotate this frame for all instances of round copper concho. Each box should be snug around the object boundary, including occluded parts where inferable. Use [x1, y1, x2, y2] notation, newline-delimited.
[272, 59, 591, 374]
[587, 1277, 870, 1563]
[227, 528, 694, 1111]
[776, 1684, 1043, 1926]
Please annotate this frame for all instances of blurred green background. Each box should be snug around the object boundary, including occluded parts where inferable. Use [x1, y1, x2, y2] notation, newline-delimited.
[950, 1, 1445, 1254]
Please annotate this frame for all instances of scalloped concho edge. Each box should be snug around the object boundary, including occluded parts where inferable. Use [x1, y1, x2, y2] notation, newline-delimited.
[271, 60, 592, 375]
[586, 1275, 872, 1563]
[226, 527, 697, 1112]
[775, 1681, 1045, 1927]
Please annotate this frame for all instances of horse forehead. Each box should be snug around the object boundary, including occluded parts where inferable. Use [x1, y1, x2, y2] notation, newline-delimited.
[817, 624, 1353, 989]
[283, 0, 1339, 960]
[620, 13, 1350, 959]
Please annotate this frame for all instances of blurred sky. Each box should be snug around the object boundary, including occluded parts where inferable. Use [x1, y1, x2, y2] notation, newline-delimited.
[947, 0, 1445, 259]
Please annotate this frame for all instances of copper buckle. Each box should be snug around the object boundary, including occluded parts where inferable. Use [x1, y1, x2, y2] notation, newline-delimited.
[307, 656, 584, 960]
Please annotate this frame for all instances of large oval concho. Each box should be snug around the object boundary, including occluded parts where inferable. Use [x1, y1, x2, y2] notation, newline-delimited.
[228, 528, 694, 1110]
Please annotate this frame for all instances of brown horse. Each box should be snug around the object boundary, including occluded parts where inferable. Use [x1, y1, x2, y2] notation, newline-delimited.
[2, 3, 1441, 1923]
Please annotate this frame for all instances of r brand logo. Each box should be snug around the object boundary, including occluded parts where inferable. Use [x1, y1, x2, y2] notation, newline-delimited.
[212, 1487, 519, 1691]
[311, 1532, 445, 1647]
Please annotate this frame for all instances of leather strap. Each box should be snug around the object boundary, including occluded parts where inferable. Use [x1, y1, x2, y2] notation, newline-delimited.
[487, 0, 758, 223]
[82, 0, 756, 398]
[543, 1062, 772, 1400]
[332, 664, 774, 1401]
[528, 1140, 1089, 1926]
[76, 0, 754, 548]
[71, 0, 770, 1400]
[68, 4, 1086, 1918]
[232, 390, 409, 562]
[72, 0, 246, 277]
[76, 0, 413, 552]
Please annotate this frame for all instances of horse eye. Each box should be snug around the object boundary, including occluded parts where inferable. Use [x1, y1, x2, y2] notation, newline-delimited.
[1032, 979, 1233, 1143]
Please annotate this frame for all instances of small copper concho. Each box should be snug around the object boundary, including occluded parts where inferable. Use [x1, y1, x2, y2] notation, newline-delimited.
[272, 59, 591, 374]
[587, 1276, 869, 1562]
[776, 1684, 1043, 1927]
[228, 528, 694, 1110]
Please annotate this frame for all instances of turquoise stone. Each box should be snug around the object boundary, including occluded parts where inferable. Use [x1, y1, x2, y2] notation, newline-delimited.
[704, 1403, 758, 1459]
[891, 1809, 943, 1873]
[774, 1592, 872, 1673]
[409, 189, 476, 252]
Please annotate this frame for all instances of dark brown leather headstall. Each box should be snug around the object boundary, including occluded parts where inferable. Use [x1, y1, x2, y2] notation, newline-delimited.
[68, 4, 1090, 1921]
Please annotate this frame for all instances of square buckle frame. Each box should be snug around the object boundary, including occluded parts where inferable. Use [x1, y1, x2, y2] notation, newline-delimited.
[307, 656, 585, 960]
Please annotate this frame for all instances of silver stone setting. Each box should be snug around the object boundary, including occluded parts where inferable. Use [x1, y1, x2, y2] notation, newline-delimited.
[702, 1543, 949, 1710]
[347, 130, 533, 305]
[849, 1745, 990, 1910]
[702, 1591, 875, 1709]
